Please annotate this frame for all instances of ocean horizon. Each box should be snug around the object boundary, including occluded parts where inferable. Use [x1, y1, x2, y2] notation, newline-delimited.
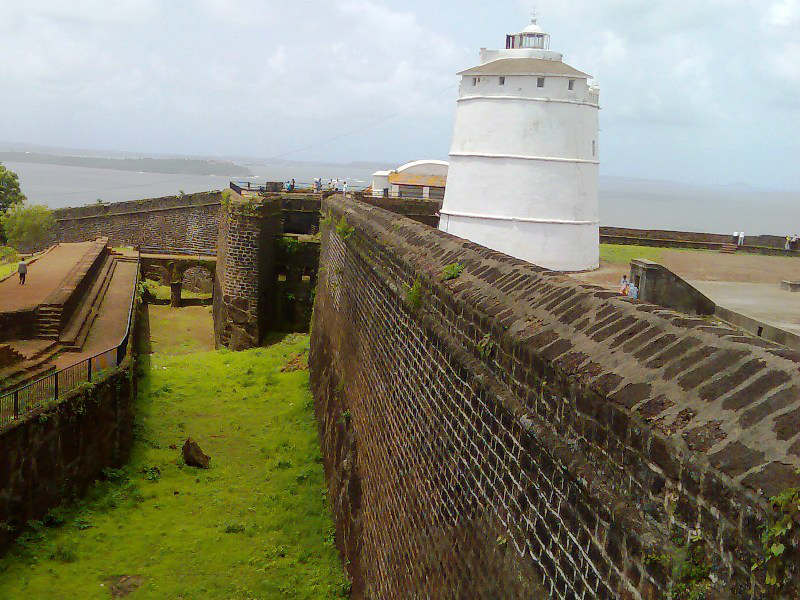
[5, 160, 799, 237]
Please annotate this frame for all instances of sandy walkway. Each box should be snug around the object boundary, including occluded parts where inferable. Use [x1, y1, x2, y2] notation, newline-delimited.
[575, 246, 800, 337]
[581, 248, 800, 288]
[0, 243, 94, 312]
[54, 260, 139, 368]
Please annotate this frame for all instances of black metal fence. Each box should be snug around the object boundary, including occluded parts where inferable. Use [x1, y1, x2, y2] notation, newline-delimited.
[0, 254, 140, 429]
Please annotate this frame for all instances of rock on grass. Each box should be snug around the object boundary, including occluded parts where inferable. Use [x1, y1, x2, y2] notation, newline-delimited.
[182, 438, 210, 469]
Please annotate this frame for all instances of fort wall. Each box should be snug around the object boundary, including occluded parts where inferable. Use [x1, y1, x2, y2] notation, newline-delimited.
[212, 194, 281, 350]
[601, 226, 800, 256]
[310, 196, 800, 599]
[43, 192, 222, 253]
[0, 296, 142, 553]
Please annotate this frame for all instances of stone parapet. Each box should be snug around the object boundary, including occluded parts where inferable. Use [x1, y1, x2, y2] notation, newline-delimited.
[311, 196, 800, 599]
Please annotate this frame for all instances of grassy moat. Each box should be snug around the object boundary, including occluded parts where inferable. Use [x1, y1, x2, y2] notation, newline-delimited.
[0, 306, 349, 599]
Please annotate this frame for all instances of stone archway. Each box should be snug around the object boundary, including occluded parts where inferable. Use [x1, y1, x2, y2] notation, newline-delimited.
[139, 254, 217, 307]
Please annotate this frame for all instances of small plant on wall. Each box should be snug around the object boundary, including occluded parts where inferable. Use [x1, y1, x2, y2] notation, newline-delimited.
[335, 216, 354, 240]
[753, 480, 800, 590]
[441, 263, 464, 281]
[405, 277, 423, 311]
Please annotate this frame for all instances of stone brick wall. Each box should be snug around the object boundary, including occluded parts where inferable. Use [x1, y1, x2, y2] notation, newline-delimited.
[0, 363, 135, 552]
[39, 192, 222, 252]
[310, 196, 800, 599]
[601, 226, 800, 255]
[354, 192, 442, 228]
[213, 194, 281, 350]
[274, 235, 320, 332]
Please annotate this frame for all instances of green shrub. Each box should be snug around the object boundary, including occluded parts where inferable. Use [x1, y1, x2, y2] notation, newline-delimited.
[441, 262, 464, 281]
[405, 278, 423, 310]
[1, 204, 55, 250]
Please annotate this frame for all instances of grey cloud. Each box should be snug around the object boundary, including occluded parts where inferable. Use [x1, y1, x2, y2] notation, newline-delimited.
[0, 0, 797, 187]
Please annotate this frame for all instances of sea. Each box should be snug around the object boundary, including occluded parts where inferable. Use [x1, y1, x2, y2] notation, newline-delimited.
[6, 161, 799, 237]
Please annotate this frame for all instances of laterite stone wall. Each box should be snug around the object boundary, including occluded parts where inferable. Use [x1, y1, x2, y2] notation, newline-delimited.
[213, 194, 281, 350]
[38, 192, 222, 252]
[310, 196, 800, 599]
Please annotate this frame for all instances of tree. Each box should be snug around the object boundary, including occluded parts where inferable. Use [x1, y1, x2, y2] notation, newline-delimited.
[1, 204, 55, 251]
[0, 163, 26, 244]
[0, 163, 25, 214]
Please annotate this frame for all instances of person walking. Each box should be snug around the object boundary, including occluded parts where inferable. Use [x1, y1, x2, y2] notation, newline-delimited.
[17, 260, 27, 285]
[343, 181, 348, 197]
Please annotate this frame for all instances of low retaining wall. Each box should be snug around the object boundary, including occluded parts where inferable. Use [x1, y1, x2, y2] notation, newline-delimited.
[715, 306, 800, 352]
[0, 365, 135, 551]
[0, 310, 37, 344]
[629, 259, 715, 316]
[354, 193, 442, 228]
[311, 196, 800, 599]
[601, 227, 800, 257]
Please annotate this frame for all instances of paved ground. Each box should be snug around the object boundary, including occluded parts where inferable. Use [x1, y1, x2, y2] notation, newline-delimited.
[54, 260, 139, 369]
[576, 247, 800, 337]
[690, 281, 800, 336]
[0, 242, 95, 312]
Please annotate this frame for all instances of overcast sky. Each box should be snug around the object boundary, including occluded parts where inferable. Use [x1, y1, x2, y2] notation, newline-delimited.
[1, 0, 799, 189]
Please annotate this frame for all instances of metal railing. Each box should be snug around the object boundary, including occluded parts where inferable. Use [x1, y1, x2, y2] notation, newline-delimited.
[0, 252, 141, 429]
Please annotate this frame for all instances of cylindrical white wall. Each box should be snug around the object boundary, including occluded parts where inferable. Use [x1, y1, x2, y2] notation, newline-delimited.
[440, 76, 599, 271]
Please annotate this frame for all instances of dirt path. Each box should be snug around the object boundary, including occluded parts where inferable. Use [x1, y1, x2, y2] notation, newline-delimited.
[0, 243, 94, 312]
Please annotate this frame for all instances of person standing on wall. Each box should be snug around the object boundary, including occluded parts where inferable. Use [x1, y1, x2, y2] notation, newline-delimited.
[619, 274, 628, 295]
[17, 260, 27, 285]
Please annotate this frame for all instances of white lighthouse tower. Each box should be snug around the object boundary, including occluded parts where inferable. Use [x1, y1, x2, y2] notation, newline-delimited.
[439, 17, 600, 271]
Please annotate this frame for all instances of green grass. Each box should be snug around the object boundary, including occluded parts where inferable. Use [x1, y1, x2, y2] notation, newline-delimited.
[599, 243, 665, 265]
[0, 331, 349, 599]
[599, 243, 713, 266]
[142, 279, 211, 301]
[0, 245, 19, 280]
[148, 305, 215, 356]
[0, 262, 14, 280]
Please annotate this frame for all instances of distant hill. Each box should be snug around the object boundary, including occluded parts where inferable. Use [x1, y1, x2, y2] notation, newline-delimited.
[0, 152, 252, 176]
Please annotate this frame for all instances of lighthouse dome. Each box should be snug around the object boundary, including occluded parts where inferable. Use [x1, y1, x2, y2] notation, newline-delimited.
[521, 21, 544, 34]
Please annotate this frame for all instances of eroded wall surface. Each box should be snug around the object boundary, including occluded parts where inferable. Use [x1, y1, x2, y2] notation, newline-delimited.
[310, 196, 800, 599]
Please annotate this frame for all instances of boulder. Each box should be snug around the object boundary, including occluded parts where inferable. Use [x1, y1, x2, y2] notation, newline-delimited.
[182, 438, 210, 469]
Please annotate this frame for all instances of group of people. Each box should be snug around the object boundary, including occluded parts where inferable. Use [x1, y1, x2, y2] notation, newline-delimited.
[286, 178, 350, 195]
[732, 231, 746, 246]
[618, 275, 639, 299]
[785, 234, 799, 251]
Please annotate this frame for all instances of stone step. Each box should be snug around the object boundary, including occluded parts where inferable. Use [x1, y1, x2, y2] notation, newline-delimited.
[62, 257, 118, 350]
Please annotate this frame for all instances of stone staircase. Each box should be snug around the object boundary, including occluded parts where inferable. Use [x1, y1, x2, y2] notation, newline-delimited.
[0, 344, 26, 369]
[719, 243, 738, 254]
[36, 305, 62, 339]
[60, 255, 117, 351]
[0, 340, 60, 392]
